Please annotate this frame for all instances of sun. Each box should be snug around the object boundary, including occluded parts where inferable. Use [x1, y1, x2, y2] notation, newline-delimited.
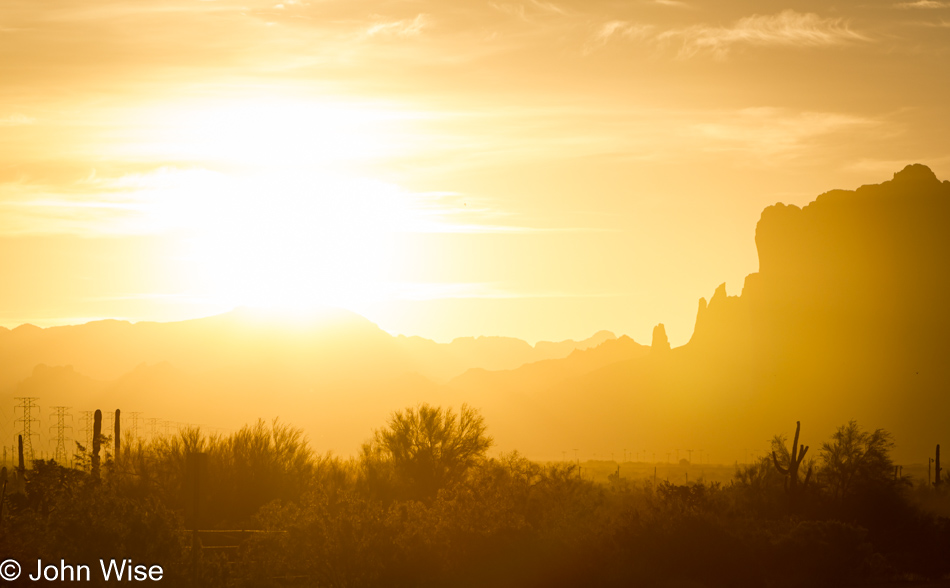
[116, 96, 429, 315]
[179, 173, 417, 314]
[151, 98, 410, 170]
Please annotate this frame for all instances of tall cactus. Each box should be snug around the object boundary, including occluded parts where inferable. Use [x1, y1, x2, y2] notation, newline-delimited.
[772, 421, 812, 504]
[935, 444, 942, 490]
[92, 409, 102, 480]
[17, 435, 24, 473]
[115, 409, 121, 462]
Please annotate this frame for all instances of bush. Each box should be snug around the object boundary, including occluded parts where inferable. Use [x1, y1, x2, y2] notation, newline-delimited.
[361, 404, 493, 501]
[770, 520, 873, 587]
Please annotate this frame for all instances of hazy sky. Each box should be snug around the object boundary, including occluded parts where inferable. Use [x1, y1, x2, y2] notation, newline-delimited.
[2, 0, 948, 344]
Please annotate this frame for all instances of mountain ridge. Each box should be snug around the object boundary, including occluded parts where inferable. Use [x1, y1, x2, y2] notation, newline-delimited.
[3, 164, 948, 463]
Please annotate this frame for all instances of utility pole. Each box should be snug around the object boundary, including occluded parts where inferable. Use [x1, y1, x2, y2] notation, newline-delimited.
[14, 397, 40, 464]
[49, 407, 73, 465]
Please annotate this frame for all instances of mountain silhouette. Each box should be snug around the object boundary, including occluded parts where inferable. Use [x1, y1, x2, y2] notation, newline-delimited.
[396, 330, 616, 382]
[0, 307, 620, 453]
[2, 165, 948, 461]
[0, 308, 614, 386]
[449, 335, 647, 395]
[685, 163, 950, 460]
[425, 165, 950, 461]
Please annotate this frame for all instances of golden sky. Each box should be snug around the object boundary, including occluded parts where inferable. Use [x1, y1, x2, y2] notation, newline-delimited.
[2, 0, 949, 345]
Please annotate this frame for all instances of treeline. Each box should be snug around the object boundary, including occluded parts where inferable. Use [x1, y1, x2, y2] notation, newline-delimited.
[1, 406, 949, 587]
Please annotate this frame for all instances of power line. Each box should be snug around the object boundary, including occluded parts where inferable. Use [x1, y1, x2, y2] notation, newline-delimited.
[129, 412, 143, 441]
[14, 397, 41, 464]
[147, 418, 161, 440]
[79, 411, 95, 452]
[49, 406, 73, 465]
[105, 410, 115, 441]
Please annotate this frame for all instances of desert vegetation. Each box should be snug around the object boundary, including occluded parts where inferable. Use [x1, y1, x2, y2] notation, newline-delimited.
[0, 408, 948, 587]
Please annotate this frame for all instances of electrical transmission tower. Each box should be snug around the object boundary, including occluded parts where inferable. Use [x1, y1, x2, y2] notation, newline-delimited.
[129, 412, 142, 441]
[79, 411, 95, 451]
[49, 406, 74, 464]
[14, 397, 41, 463]
[106, 411, 115, 440]
[145, 418, 160, 440]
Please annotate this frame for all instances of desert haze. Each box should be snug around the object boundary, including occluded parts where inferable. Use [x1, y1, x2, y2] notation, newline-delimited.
[2, 165, 948, 465]
[2, 165, 950, 587]
[4, 0, 950, 585]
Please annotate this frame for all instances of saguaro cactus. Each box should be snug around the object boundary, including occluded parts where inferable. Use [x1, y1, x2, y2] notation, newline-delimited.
[92, 409, 102, 480]
[935, 444, 942, 490]
[115, 409, 121, 462]
[772, 421, 812, 502]
[17, 435, 24, 473]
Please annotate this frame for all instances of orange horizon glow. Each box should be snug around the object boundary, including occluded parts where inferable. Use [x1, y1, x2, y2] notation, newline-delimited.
[2, 0, 950, 345]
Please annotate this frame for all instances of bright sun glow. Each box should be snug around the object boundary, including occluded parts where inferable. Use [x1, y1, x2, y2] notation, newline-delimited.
[126, 96, 422, 170]
[107, 97, 437, 313]
[143, 170, 427, 313]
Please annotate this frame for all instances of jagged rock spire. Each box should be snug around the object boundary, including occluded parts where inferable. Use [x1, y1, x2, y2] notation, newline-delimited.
[651, 323, 671, 353]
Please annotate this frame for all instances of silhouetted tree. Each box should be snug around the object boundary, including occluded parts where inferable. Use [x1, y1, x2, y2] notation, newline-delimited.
[820, 420, 894, 503]
[123, 420, 312, 528]
[362, 404, 493, 500]
[733, 455, 786, 516]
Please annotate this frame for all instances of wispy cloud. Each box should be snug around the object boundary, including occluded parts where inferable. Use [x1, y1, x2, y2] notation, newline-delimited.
[584, 20, 653, 53]
[365, 14, 427, 37]
[582, 10, 867, 59]
[660, 10, 869, 58]
[909, 19, 950, 26]
[894, 0, 950, 8]
[0, 114, 34, 126]
[0, 166, 605, 237]
[528, 0, 566, 15]
[487, 0, 569, 22]
[653, 0, 690, 8]
[689, 107, 880, 160]
[489, 2, 528, 21]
